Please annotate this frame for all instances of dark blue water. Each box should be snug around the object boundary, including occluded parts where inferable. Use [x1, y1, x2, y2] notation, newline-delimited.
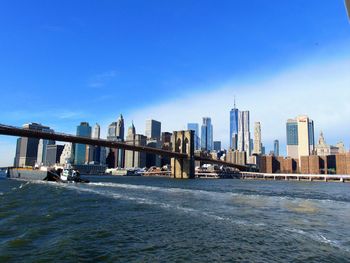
[1, 176, 350, 262]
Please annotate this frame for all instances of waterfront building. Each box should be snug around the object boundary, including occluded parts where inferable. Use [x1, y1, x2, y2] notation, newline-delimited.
[187, 123, 200, 150]
[213, 141, 221, 152]
[60, 143, 75, 165]
[74, 122, 91, 165]
[145, 119, 161, 140]
[237, 111, 251, 157]
[286, 116, 314, 161]
[46, 145, 64, 166]
[201, 117, 213, 151]
[124, 123, 147, 168]
[274, 140, 279, 157]
[229, 100, 239, 150]
[14, 123, 53, 167]
[253, 122, 262, 155]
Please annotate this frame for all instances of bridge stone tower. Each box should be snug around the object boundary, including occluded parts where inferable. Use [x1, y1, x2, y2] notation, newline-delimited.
[171, 130, 195, 179]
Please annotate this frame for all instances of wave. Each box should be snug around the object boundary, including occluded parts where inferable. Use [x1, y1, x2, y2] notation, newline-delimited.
[285, 228, 350, 253]
[87, 182, 350, 206]
[37, 182, 266, 228]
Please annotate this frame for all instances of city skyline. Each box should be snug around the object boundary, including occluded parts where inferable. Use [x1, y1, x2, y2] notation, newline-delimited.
[1, 1, 350, 166]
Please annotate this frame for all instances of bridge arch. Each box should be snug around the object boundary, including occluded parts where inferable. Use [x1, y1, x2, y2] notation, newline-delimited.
[171, 130, 195, 179]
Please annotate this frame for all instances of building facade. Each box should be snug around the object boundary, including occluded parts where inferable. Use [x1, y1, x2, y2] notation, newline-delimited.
[59, 143, 75, 165]
[229, 103, 239, 150]
[274, 140, 279, 157]
[46, 145, 64, 166]
[106, 115, 125, 168]
[74, 122, 91, 165]
[201, 117, 213, 151]
[124, 123, 147, 168]
[145, 119, 161, 140]
[237, 111, 250, 157]
[14, 123, 53, 167]
[286, 116, 315, 161]
[187, 123, 200, 150]
[253, 122, 262, 155]
[213, 141, 221, 152]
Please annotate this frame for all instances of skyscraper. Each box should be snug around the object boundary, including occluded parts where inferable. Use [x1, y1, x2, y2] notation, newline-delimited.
[60, 143, 75, 164]
[125, 123, 147, 168]
[253, 122, 262, 155]
[116, 114, 125, 140]
[187, 123, 200, 150]
[229, 99, 239, 150]
[45, 144, 64, 166]
[36, 137, 55, 166]
[213, 141, 221, 151]
[237, 111, 251, 157]
[286, 116, 315, 160]
[14, 123, 53, 167]
[92, 123, 100, 139]
[106, 115, 125, 168]
[145, 119, 161, 140]
[274, 140, 279, 157]
[91, 123, 101, 164]
[201, 117, 213, 151]
[74, 122, 91, 165]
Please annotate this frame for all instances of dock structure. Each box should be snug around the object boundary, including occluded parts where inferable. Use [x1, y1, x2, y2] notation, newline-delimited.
[240, 172, 350, 183]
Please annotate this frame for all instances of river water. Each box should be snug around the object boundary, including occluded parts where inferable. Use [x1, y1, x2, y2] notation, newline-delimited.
[1, 176, 350, 262]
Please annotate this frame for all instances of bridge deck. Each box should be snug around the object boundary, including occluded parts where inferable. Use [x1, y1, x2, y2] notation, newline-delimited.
[0, 123, 249, 171]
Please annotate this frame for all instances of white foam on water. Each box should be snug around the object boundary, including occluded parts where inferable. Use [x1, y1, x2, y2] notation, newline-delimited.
[87, 182, 350, 207]
[285, 228, 350, 253]
[51, 183, 262, 227]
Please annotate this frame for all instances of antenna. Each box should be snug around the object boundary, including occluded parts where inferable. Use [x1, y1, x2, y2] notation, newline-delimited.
[234, 95, 236, 109]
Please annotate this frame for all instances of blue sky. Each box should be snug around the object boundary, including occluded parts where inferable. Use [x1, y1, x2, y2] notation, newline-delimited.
[0, 0, 349, 166]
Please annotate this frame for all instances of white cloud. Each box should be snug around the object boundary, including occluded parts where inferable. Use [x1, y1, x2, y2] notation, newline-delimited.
[124, 55, 350, 154]
[1, 54, 350, 166]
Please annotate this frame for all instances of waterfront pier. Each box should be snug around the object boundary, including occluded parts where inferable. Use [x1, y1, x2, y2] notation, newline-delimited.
[240, 172, 350, 183]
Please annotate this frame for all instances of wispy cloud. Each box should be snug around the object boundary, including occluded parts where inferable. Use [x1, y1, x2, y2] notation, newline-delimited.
[88, 70, 118, 88]
[54, 110, 87, 120]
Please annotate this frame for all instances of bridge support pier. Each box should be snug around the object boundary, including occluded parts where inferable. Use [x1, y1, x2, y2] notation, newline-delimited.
[171, 130, 195, 179]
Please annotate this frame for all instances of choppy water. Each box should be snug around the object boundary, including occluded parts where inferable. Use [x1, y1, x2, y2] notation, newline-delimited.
[1, 176, 350, 262]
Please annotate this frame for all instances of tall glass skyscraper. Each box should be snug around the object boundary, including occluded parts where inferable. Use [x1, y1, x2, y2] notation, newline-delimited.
[230, 104, 239, 150]
[201, 117, 213, 151]
[274, 140, 279, 156]
[187, 123, 200, 150]
[74, 122, 91, 165]
[237, 111, 251, 157]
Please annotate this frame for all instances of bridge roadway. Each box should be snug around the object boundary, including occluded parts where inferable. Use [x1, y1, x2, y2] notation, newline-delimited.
[0, 124, 248, 171]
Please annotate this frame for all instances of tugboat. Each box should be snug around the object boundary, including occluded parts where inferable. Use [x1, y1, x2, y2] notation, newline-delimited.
[61, 164, 89, 183]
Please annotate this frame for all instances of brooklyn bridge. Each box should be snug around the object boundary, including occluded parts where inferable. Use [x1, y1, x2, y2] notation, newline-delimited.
[0, 123, 249, 179]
